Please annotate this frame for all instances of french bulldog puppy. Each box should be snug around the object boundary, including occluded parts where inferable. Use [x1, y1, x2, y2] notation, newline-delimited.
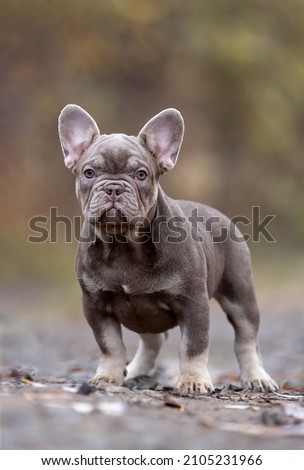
[58, 105, 278, 395]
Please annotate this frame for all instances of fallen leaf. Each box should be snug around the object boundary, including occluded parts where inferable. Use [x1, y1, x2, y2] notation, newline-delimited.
[164, 396, 185, 411]
[200, 416, 216, 428]
[20, 377, 33, 385]
[50, 377, 67, 384]
[281, 381, 304, 392]
[8, 367, 35, 381]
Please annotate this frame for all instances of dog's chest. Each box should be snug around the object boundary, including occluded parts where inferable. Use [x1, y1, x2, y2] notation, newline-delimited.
[105, 290, 178, 334]
[81, 270, 180, 334]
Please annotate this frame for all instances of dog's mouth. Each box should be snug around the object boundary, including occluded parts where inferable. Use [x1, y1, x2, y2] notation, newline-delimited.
[98, 207, 128, 224]
[87, 201, 129, 225]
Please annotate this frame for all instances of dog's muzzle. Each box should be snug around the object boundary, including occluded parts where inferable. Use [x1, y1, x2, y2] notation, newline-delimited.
[88, 180, 139, 223]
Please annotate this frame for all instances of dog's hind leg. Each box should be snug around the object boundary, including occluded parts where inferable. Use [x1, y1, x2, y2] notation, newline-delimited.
[126, 333, 167, 379]
[215, 248, 278, 392]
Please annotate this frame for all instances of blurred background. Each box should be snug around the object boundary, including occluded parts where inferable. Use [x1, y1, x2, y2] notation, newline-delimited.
[1, 0, 303, 340]
[2, 1, 304, 450]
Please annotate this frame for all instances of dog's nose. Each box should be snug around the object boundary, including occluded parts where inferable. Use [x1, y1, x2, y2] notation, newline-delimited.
[103, 184, 125, 198]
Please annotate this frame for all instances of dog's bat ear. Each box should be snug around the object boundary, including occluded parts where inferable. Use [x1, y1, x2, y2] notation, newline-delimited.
[58, 104, 100, 171]
[137, 108, 184, 173]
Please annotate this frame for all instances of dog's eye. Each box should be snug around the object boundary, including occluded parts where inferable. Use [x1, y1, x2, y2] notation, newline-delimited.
[84, 169, 96, 179]
[136, 170, 148, 180]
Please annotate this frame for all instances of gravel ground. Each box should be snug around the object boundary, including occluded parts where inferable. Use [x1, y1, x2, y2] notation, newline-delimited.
[1, 281, 304, 450]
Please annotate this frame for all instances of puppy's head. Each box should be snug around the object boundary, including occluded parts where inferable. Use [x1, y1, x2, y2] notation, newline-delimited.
[58, 105, 184, 232]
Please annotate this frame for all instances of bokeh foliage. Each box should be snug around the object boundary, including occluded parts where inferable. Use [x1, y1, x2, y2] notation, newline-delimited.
[1, 0, 304, 281]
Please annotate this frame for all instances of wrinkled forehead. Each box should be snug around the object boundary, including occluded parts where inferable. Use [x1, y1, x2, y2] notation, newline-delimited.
[79, 134, 153, 173]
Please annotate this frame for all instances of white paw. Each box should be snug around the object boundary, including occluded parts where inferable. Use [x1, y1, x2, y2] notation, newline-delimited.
[89, 374, 123, 388]
[241, 371, 278, 392]
[175, 374, 214, 396]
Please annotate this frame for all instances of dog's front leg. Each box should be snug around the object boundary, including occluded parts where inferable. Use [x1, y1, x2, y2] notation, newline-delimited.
[176, 295, 214, 395]
[83, 294, 126, 387]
